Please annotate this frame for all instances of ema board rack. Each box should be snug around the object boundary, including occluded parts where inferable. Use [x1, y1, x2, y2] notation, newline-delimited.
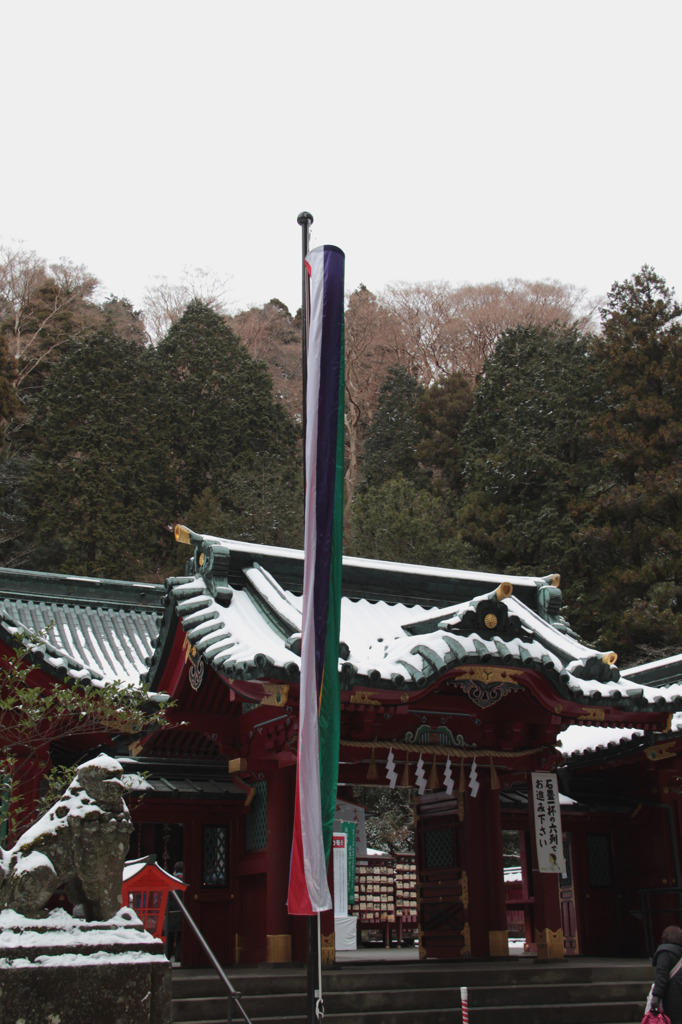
[351, 852, 418, 947]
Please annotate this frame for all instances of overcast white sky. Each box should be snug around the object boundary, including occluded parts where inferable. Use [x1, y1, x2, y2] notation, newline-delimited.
[2, 0, 680, 316]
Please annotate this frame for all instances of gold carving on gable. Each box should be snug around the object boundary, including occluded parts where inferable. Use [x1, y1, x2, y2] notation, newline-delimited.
[449, 666, 525, 709]
[260, 683, 289, 707]
[578, 707, 606, 722]
[350, 690, 381, 706]
[183, 634, 205, 691]
[646, 741, 677, 762]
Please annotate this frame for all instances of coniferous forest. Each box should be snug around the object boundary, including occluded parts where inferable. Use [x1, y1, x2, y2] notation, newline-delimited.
[1, 246, 681, 667]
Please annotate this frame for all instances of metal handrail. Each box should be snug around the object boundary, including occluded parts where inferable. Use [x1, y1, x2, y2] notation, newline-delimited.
[635, 886, 682, 955]
[168, 890, 253, 1024]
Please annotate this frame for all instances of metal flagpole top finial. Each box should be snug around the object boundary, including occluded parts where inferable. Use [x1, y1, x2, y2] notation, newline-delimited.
[297, 211, 314, 226]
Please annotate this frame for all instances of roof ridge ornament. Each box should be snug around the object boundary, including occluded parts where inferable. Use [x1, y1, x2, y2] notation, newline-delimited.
[174, 526, 233, 606]
[535, 575, 579, 637]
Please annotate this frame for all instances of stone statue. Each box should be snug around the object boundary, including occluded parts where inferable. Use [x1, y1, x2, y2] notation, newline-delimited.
[0, 753, 133, 920]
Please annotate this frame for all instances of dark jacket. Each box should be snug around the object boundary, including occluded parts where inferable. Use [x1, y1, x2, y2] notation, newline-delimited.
[652, 942, 682, 1023]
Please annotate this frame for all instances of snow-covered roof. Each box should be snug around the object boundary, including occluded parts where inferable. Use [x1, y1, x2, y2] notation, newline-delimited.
[0, 567, 164, 687]
[557, 724, 646, 758]
[4, 533, 682, 724]
[122, 856, 184, 886]
[153, 530, 682, 716]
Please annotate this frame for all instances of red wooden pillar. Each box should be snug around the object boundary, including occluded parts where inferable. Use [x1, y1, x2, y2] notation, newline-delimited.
[264, 765, 296, 962]
[527, 776, 564, 959]
[464, 779, 509, 957]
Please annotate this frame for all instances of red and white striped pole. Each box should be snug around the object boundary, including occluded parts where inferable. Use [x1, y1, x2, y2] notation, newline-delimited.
[461, 986, 469, 1024]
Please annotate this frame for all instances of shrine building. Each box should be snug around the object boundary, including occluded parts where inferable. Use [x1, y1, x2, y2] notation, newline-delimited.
[2, 526, 682, 966]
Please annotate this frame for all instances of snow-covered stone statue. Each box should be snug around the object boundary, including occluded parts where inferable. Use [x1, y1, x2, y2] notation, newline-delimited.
[0, 753, 133, 920]
[0, 756, 170, 1024]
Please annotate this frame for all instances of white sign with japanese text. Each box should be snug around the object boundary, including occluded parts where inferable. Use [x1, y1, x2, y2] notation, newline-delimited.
[332, 832, 349, 916]
[531, 772, 567, 875]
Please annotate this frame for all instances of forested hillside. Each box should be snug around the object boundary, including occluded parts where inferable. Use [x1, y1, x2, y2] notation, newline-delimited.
[2, 245, 680, 665]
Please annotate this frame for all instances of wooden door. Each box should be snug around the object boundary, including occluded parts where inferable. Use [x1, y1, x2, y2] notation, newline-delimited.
[415, 793, 469, 958]
[559, 835, 579, 954]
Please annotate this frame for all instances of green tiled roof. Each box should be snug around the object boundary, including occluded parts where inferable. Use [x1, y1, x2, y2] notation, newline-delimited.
[158, 529, 682, 716]
[0, 567, 165, 687]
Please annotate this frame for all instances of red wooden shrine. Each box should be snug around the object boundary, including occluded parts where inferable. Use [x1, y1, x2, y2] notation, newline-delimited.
[121, 856, 187, 941]
[3, 527, 682, 967]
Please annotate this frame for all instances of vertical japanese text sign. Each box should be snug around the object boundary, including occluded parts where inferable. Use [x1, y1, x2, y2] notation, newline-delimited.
[531, 772, 567, 874]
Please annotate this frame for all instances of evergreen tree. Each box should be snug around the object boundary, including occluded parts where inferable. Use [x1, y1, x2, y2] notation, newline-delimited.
[349, 474, 464, 565]
[457, 324, 603, 626]
[582, 266, 682, 657]
[416, 371, 473, 497]
[359, 365, 426, 492]
[23, 329, 166, 578]
[156, 300, 301, 539]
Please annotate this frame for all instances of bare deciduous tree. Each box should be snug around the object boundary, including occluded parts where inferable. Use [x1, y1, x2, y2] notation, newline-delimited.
[0, 245, 99, 391]
[380, 278, 598, 384]
[227, 299, 302, 421]
[343, 285, 399, 504]
[143, 266, 231, 343]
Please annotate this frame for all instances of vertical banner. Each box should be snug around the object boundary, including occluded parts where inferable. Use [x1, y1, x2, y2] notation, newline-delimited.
[288, 244, 345, 915]
[332, 832, 349, 916]
[339, 820, 357, 904]
[531, 772, 567, 874]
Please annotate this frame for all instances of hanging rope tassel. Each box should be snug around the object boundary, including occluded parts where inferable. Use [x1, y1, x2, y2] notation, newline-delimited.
[401, 754, 411, 787]
[489, 757, 500, 790]
[367, 747, 378, 781]
[428, 756, 439, 791]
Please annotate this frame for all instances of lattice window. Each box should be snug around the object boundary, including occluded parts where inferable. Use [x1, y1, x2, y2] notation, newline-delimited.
[245, 781, 267, 851]
[587, 833, 614, 888]
[425, 827, 454, 869]
[129, 889, 163, 934]
[202, 825, 229, 887]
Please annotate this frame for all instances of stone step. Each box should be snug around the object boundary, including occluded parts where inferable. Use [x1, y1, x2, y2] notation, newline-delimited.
[172, 962, 652, 997]
[174, 981, 648, 1018]
[171, 961, 650, 1024]
[176, 1009, 644, 1024]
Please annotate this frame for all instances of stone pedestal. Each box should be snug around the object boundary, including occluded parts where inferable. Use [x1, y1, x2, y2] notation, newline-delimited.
[0, 907, 171, 1024]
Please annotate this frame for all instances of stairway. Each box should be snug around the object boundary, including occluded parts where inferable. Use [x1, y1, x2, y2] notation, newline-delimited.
[171, 958, 652, 1024]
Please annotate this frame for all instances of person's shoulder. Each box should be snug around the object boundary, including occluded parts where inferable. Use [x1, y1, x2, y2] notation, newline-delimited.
[653, 943, 682, 963]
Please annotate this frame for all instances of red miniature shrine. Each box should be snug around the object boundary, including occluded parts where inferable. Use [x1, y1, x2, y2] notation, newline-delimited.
[122, 856, 187, 941]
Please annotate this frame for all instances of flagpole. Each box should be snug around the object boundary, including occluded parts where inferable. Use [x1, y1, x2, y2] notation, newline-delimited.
[297, 209, 322, 1024]
[297, 210, 313, 478]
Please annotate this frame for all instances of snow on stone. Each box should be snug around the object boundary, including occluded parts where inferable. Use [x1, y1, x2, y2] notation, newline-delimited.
[2, 950, 167, 967]
[0, 906, 166, 968]
[8, 754, 126, 853]
[0, 908, 154, 949]
[12, 851, 51, 876]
